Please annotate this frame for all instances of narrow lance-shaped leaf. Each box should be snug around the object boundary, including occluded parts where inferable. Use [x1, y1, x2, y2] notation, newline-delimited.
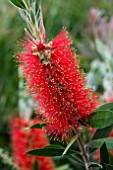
[84, 102, 113, 129]
[55, 164, 70, 170]
[67, 155, 85, 170]
[26, 144, 79, 157]
[8, 0, 26, 9]
[69, 154, 84, 165]
[92, 124, 113, 140]
[104, 163, 113, 170]
[87, 137, 113, 151]
[84, 110, 113, 129]
[96, 102, 113, 112]
[35, 0, 40, 14]
[100, 142, 109, 165]
[30, 6, 36, 24]
[31, 123, 46, 129]
[24, 0, 30, 7]
[33, 160, 39, 170]
[62, 136, 77, 155]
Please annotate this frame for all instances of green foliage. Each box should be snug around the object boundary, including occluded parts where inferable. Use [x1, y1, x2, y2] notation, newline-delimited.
[87, 138, 113, 150]
[96, 103, 113, 112]
[0, 0, 25, 122]
[31, 123, 46, 129]
[92, 125, 113, 140]
[26, 144, 79, 157]
[62, 136, 77, 155]
[0, 148, 18, 169]
[8, 0, 26, 9]
[33, 160, 39, 170]
[85, 110, 113, 129]
[67, 154, 85, 170]
[2, 0, 113, 169]
[100, 143, 109, 167]
[84, 103, 113, 129]
[104, 163, 113, 170]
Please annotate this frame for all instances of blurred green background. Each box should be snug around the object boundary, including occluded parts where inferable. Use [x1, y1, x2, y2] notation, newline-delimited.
[0, 0, 113, 169]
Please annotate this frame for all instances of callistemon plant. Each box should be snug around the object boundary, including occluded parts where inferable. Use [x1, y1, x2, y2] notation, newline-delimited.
[16, 2, 96, 141]
[18, 28, 97, 141]
[8, 1, 113, 170]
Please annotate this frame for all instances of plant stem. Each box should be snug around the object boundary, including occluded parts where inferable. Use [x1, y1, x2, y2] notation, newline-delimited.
[74, 128, 91, 170]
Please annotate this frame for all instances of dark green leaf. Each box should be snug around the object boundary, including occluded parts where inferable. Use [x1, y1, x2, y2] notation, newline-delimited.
[87, 138, 113, 151]
[84, 110, 113, 129]
[100, 143, 109, 165]
[69, 154, 84, 165]
[26, 144, 79, 157]
[35, 0, 40, 13]
[109, 153, 113, 165]
[84, 102, 113, 129]
[30, 9, 35, 24]
[31, 123, 46, 129]
[96, 103, 113, 112]
[92, 125, 113, 140]
[33, 160, 39, 170]
[67, 155, 85, 170]
[104, 163, 113, 170]
[8, 0, 26, 9]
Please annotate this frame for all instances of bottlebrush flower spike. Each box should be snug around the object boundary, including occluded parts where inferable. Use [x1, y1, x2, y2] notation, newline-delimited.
[11, 118, 55, 170]
[17, 28, 96, 141]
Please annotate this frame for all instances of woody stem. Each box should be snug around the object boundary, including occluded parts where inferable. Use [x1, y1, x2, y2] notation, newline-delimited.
[74, 128, 91, 170]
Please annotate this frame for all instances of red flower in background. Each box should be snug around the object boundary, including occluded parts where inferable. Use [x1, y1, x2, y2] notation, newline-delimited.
[18, 29, 96, 141]
[105, 95, 113, 103]
[11, 118, 55, 170]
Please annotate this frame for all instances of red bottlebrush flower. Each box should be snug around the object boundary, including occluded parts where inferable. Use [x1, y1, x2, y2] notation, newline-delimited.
[11, 118, 55, 170]
[18, 29, 96, 141]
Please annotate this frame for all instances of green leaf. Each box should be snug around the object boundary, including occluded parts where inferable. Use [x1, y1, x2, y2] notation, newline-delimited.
[100, 143, 109, 165]
[33, 160, 39, 170]
[30, 9, 35, 24]
[96, 103, 113, 112]
[87, 138, 113, 150]
[84, 103, 113, 129]
[26, 144, 79, 157]
[109, 153, 113, 165]
[8, 0, 26, 9]
[67, 155, 85, 170]
[69, 154, 84, 165]
[31, 123, 46, 129]
[62, 136, 77, 155]
[84, 110, 113, 129]
[55, 164, 70, 170]
[35, 0, 40, 13]
[24, 0, 30, 7]
[104, 163, 113, 170]
[90, 125, 113, 153]
[92, 125, 113, 140]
